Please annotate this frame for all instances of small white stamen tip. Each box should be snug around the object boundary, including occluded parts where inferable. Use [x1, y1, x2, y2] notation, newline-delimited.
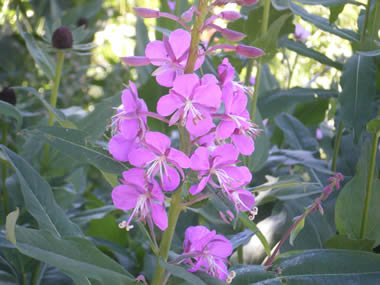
[118, 221, 127, 228]
[126, 224, 134, 231]
[226, 271, 236, 283]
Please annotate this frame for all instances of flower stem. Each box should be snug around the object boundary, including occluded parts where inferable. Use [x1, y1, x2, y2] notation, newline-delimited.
[250, 0, 270, 121]
[1, 121, 9, 217]
[151, 2, 209, 284]
[360, 0, 373, 48]
[42, 51, 65, 171]
[359, 131, 379, 238]
[237, 245, 244, 264]
[331, 121, 343, 172]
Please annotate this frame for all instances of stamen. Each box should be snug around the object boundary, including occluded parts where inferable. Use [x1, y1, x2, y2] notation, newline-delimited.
[226, 271, 236, 283]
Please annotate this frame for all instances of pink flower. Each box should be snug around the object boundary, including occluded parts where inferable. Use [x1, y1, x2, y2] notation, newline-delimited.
[294, 24, 311, 42]
[182, 226, 234, 281]
[228, 188, 257, 219]
[216, 82, 259, 155]
[112, 81, 148, 139]
[157, 74, 221, 137]
[145, 29, 204, 87]
[112, 168, 168, 231]
[128, 131, 190, 191]
[109, 134, 139, 162]
[189, 144, 252, 195]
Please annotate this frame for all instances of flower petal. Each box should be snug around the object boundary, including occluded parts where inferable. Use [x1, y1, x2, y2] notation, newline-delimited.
[186, 113, 214, 137]
[119, 119, 139, 139]
[169, 29, 191, 59]
[145, 40, 169, 66]
[232, 134, 254, 155]
[121, 88, 137, 113]
[193, 83, 221, 110]
[216, 120, 236, 139]
[108, 134, 136, 162]
[151, 202, 168, 230]
[212, 144, 239, 166]
[122, 168, 146, 188]
[172, 74, 199, 98]
[157, 94, 183, 117]
[190, 147, 210, 171]
[168, 148, 190, 168]
[162, 165, 180, 191]
[112, 185, 139, 210]
[145, 131, 171, 153]
[156, 68, 179, 87]
[128, 148, 156, 167]
[189, 175, 209, 195]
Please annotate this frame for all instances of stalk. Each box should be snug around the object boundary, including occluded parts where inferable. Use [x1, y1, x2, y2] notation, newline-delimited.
[250, 0, 270, 121]
[151, 2, 209, 284]
[2, 122, 9, 216]
[331, 121, 343, 172]
[42, 51, 65, 171]
[360, 0, 373, 47]
[359, 131, 379, 238]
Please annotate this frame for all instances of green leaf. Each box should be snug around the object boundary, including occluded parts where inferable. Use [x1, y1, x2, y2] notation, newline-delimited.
[279, 38, 343, 70]
[258, 88, 338, 118]
[249, 109, 269, 172]
[0, 146, 82, 237]
[335, 140, 380, 246]
[230, 265, 276, 284]
[12, 227, 135, 284]
[366, 117, 380, 135]
[78, 93, 121, 138]
[275, 113, 318, 151]
[160, 259, 207, 285]
[329, 4, 345, 24]
[228, 229, 257, 250]
[16, 11, 56, 80]
[289, 1, 360, 42]
[5, 209, 19, 246]
[325, 234, 375, 251]
[135, 18, 153, 84]
[339, 54, 377, 141]
[29, 126, 126, 174]
[0, 101, 22, 129]
[289, 215, 306, 246]
[14, 87, 77, 129]
[293, 98, 329, 126]
[296, 0, 358, 6]
[357, 49, 380, 56]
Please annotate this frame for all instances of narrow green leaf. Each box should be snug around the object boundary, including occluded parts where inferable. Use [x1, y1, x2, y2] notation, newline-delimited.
[249, 109, 269, 172]
[13, 227, 135, 284]
[289, 1, 360, 42]
[357, 49, 380, 56]
[339, 54, 377, 140]
[296, 0, 359, 6]
[0, 146, 82, 237]
[0, 101, 22, 129]
[159, 259, 207, 285]
[279, 38, 343, 70]
[29, 126, 126, 174]
[329, 4, 345, 24]
[289, 215, 306, 246]
[14, 87, 77, 129]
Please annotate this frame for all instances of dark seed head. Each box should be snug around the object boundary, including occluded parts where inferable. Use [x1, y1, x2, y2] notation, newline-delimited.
[0, 87, 17, 105]
[52, 26, 73, 49]
[76, 17, 88, 28]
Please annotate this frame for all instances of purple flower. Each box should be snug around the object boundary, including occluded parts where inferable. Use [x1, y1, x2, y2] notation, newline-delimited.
[189, 144, 252, 195]
[182, 226, 234, 281]
[128, 131, 190, 191]
[112, 81, 148, 139]
[145, 29, 204, 87]
[112, 168, 168, 231]
[109, 134, 139, 162]
[216, 82, 259, 155]
[157, 74, 221, 137]
[294, 24, 311, 42]
[228, 188, 257, 219]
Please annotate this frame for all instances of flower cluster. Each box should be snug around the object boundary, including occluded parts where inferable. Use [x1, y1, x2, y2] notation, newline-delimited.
[109, 1, 263, 281]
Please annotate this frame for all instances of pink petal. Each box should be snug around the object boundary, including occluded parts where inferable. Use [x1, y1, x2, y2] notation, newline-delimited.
[224, 166, 252, 187]
[212, 144, 239, 166]
[112, 185, 139, 210]
[119, 119, 139, 139]
[193, 83, 221, 110]
[232, 134, 254, 155]
[145, 40, 169, 66]
[151, 202, 168, 230]
[122, 168, 146, 188]
[184, 225, 211, 248]
[156, 68, 179, 88]
[190, 147, 210, 171]
[235, 189, 255, 210]
[128, 148, 156, 167]
[221, 82, 234, 113]
[208, 235, 233, 257]
[169, 29, 191, 59]
[193, 54, 205, 71]
[167, 148, 190, 168]
[216, 120, 236, 139]
[172, 74, 199, 99]
[186, 113, 214, 137]
[121, 89, 137, 113]
[145, 132, 171, 153]
[151, 181, 165, 202]
[230, 91, 248, 114]
[162, 165, 180, 191]
[157, 94, 183, 116]
[108, 134, 136, 162]
[189, 175, 209, 195]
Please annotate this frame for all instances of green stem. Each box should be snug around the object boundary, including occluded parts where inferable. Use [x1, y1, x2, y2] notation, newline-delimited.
[331, 121, 343, 172]
[250, 0, 271, 121]
[360, 0, 373, 47]
[151, 2, 209, 284]
[42, 51, 65, 171]
[237, 245, 244, 264]
[31, 262, 41, 285]
[2, 122, 9, 216]
[287, 54, 298, 89]
[359, 131, 379, 238]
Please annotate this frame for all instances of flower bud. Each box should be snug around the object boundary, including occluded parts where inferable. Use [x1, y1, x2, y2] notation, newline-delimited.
[120, 56, 150, 66]
[134, 7, 160, 18]
[219, 11, 241, 21]
[236, 0, 259, 5]
[0, 87, 16, 105]
[236, 44, 264, 58]
[181, 6, 196, 23]
[76, 17, 89, 28]
[221, 28, 246, 42]
[52, 26, 73, 49]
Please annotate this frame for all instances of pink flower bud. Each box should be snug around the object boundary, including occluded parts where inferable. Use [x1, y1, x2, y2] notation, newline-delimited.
[219, 11, 241, 21]
[134, 7, 160, 18]
[236, 0, 259, 5]
[181, 6, 196, 23]
[236, 44, 264, 58]
[120, 56, 150, 66]
[221, 28, 246, 42]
